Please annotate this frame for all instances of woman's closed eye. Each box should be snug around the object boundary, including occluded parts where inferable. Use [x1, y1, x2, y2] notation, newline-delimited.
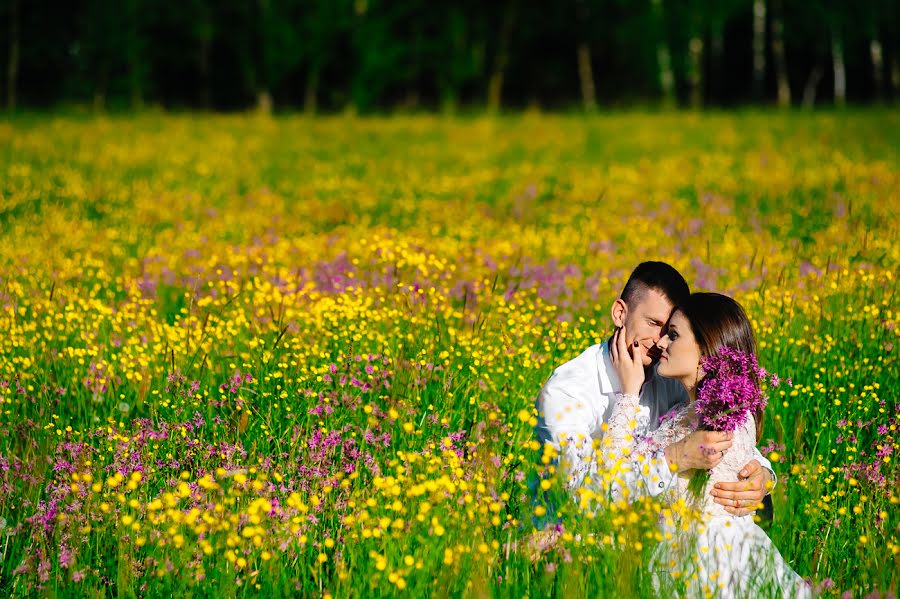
[667, 331, 679, 341]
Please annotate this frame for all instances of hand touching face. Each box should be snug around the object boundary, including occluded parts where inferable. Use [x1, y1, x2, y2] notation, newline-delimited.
[611, 288, 674, 367]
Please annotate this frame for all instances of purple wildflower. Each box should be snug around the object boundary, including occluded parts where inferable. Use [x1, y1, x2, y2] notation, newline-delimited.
[59, 544, 73, 569]
[695, 347, 786, 433]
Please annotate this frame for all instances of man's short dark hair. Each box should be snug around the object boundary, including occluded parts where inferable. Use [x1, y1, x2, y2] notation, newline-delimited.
[621, 261, 690, 308]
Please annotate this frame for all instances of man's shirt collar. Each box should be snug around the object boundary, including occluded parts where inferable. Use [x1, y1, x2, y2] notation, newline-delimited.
[597, 340, 620, 395]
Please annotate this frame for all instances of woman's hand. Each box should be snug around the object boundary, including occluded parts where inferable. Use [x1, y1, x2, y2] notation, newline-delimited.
[663, 430, 734, 472]
[610, 325, 645, 396]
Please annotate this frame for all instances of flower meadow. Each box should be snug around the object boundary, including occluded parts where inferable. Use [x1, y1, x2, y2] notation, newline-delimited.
[0, 111, 898, 597]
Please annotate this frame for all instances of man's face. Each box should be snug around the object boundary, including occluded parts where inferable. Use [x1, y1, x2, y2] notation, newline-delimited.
[620, 289, 675, 366]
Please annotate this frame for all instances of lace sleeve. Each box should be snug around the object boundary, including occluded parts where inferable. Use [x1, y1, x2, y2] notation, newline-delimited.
[709, 414, 758, 489]
[593, 392, 643, 501]
[589, 398, 693, 503]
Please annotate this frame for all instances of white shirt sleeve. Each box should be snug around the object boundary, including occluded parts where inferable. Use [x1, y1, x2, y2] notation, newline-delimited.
[534, 378, 604, 494]
[633, 425, 776, 496]
[751, 445, 777, 493]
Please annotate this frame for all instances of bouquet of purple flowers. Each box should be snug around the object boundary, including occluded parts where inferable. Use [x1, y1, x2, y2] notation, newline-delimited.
[687, 346, 789, 498]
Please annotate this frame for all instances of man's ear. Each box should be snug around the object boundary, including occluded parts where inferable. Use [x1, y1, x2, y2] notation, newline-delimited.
[611, 299, 627, 328]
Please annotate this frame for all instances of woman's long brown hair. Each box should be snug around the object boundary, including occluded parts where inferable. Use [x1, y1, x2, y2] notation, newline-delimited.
[677, 292, 765, 443]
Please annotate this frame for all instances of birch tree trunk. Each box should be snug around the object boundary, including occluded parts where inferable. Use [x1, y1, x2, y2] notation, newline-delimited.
[257, 91, 273, 115]
[577, 44, 597, 112]
[802, 65, 823, 108]
[893, 50, 900, 102]
[831, 28, 846, 106]
[304, 64, 320, 115]
[652, 0, 675, 107]
[710, 24, 724, 104]
[771, 0, 791, 107]
[257, 0, 273, 115]
[688, 37, 704, 109]
[752, 0, 766, 100]
[575, 0, 596, 112]
[870, 38, 884, 102]
[487, 0, 517, 113]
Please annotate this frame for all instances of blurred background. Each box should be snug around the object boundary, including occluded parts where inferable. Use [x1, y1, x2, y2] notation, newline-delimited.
[2, 0, 899, 112]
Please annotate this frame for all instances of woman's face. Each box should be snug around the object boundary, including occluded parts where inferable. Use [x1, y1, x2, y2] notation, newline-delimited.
[656, 310, 703, 387]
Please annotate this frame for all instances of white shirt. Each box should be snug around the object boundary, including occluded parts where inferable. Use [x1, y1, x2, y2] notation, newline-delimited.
[534, 341, 774, 500]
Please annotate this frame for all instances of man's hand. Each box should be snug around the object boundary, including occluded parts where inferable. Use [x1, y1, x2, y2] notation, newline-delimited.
[664, 430, 733, 473]
[710, 459, 773, 516]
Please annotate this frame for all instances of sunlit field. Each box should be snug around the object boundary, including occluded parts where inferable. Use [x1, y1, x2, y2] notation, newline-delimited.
[1, 111, 898, 597]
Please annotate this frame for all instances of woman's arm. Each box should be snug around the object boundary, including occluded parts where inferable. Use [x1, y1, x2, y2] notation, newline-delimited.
[592, 391, 647, 502]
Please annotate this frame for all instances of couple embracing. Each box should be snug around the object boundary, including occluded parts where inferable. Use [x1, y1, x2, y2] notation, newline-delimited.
[534, 262, 810, 597]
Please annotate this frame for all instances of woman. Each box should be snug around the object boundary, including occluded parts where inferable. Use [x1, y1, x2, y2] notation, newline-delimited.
[608, 292, 809, 598]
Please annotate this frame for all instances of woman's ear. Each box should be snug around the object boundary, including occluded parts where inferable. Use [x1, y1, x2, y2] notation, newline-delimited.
[611, 299, 627, 328]
[694, 361, 706, 388]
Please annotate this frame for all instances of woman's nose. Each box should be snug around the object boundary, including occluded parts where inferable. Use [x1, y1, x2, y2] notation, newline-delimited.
[656, 336, 669, 350]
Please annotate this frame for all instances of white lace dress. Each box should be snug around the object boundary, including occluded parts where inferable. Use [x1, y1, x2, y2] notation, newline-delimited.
[604, 393, 810, 599]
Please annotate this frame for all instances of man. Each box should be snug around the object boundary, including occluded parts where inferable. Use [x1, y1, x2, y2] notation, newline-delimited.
[534, 261, 774, 515]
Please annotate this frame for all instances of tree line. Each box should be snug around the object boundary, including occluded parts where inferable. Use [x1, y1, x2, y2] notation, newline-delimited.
[3, 0, 898, 112]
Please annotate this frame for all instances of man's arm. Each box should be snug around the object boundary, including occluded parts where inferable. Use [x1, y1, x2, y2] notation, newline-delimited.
[710, 455, 776, 516]
[753, 446, 777, 489]
[533, 381, 603, 494]
[589, 416, 736, 501]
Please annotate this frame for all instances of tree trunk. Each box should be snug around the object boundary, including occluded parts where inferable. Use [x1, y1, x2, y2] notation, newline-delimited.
[893, 51, 900, 103]
[257, 0, 272, 114]
[574, 0, 596, 112]
[802, 64, 823, 108]
[577, 43, 597, 112]
[771, 0, 790, 107]
[869, 38, 884, 102]
[304, 64, 320, 115]
[6, 0, 19, 111]
[831, 28, 846, 106]
[710, 24, 724, 104]
[487, 0, 517, 113]
[688, 37, 704, 109]
[752, 0, 766, 100]
[652, 0, 675, 107]
[257, 90, 273, 115]
[439, 85, 459, 114]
